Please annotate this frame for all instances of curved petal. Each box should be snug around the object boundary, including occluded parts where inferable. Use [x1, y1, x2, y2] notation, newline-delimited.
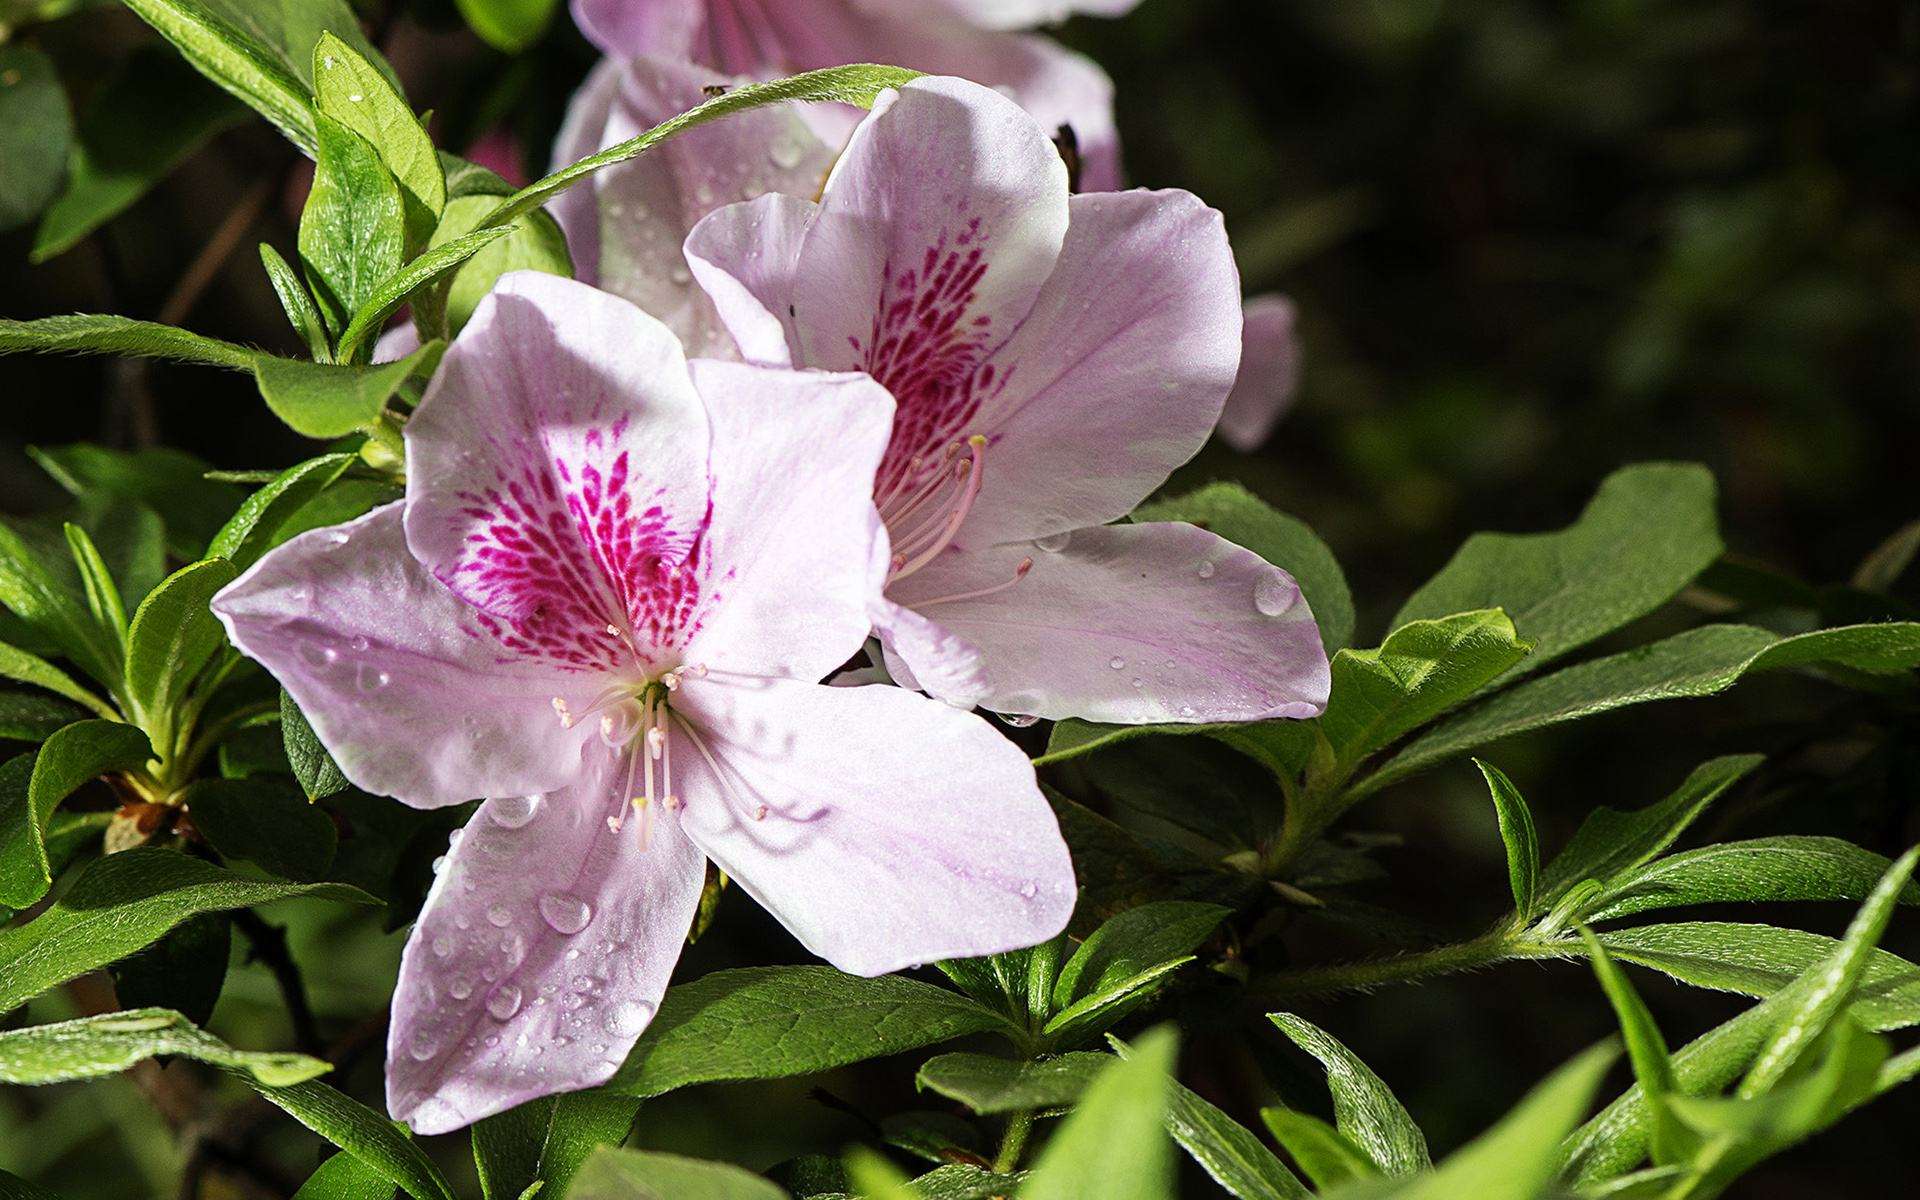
[571, 0, 704, 57]
[1217, 294, 1300, 453]
[405, 272, 715, 672]
[387, 751, 706, 1134]
[671, 677, 1073, 974]
[872, 593, 990, 709]
[212, 505, 596, 808]
[794, 76, 1069, 379]
[547, 55, 625, 293]
[957, 189, 1242, 546]
[680, 360, 895, 681]
[887, 522, 1331, 724]
[556, 56, 836, 359]
[685, 192, 822, 366]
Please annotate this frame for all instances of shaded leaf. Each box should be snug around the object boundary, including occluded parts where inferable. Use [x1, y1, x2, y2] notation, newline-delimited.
[254, 344, 438, 439]
[186, 776, 338, 881]
[0, 45, 71, 233]
[568, 1148, 785, 1200]
[1588, 837, 1920, 923]
[125, 558, 238, 726]
[1474, 760, 1539, 915]
[0, 720, 151, 909]
[1269, 1013, 1430, 1176]
[283, 689, 349, 801]
[110, 911, 231, 1027]
[915, 1052, 1104, 1114]
[28, 443, 241, 560]
[209, 453, 356, 568]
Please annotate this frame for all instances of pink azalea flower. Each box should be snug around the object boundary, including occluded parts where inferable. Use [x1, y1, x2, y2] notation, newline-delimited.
[570, 0, 1125, 190]
[1217, 294, 1302, 453]
[211, 272, 1074, 1133]
[686, 77, 1333, 725]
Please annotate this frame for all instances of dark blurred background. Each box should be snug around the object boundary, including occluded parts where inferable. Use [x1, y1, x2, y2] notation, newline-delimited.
[3, 0, 1918, 1195]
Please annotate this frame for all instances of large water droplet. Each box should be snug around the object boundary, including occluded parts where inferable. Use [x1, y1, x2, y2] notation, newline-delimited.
[1018, 881, 1037, 899]
[429, 855, 447, 876]
[540, 893, 593, 935]
[449, 977, 473, 1000]
[407, 1096, 460, 1131]
[1108, 656, 1126, 670]
[299, 643, 339, 669]
[604, 1000, 655, 1037]
[486, 984, 523, 1021]
[1253, 572, 1298, 617]
[355, 663, 390, 693]
[407, 1031, 440, 1062]
[350, 635, 370, 652]
[1197, 561, 1217, 579]
[769, 134, 805, 170]
[485, 904, 512, 928]
[1180, 705, 1197, 717]
[1001, 713, 1040, 728]
[431, 936, 452, 958]
[1033, 531, 1072, 553]
[490, 794, 542, 829]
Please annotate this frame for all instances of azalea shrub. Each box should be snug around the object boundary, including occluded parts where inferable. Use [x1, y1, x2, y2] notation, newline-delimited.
[2, 2, 1919, 1199]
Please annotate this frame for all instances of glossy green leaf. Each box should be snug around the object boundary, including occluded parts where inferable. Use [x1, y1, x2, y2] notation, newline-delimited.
[0, 1167, 60, 1200]
[0, 45, 72, 233]
[0, 314, 257, 372]
[125, 558, 237, 725]
[185, 776, 338, 881]
[30, 48, 244, 262]
[1579, 930, 1691, 1165]
[62, 523, 127, 652]
[0, 721, 151, 908]
[1109, 1035, 1309, 1200]
[1269, 1013, 1430, 1175]
[300, 111, 405, 336]
[1588, 837, 1920, 923]
[28, 444, 242, 560]
[0, 1007, 326, 1087]
[261, 242, 335, 360]
[430, 194, 573, 338]
[567, 1148, 785, 1200]
[313, 33, 442, 251]
[1023, 1026, 1177, 1200]
[332, 228, 510, 361]
[118, 0, 316, 151]
[915, 1052, 1104, 1114]
[0, 847, 375, 1012]
[292, 1152, 398, 1200]
[0, 519, 120, 686]
[0, 690, 87, 743]
[1538, 755, 1763, 909]
[454, 0, 562, 53]
[1366, 622, 1920, 794]
[605, 966, 1016, 1098]
[0, 641, 114, 718]
[283, 689, 349, 801]
[472, 1091, 641, 1200]
[1392, 463, 1721, 676]
[254, 342, 440, 438]
[1261, 1107, 1377, 1190]
[210, 453, 356, 568]
[1474, 760, 1540, 915]
[1135, 482, 1355, 652]
[1051, 901, 1228, 1010]
[256, 1078, 454, 1200]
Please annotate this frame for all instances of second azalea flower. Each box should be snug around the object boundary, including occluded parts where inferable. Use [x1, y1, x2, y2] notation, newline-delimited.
[212, 272, 1074, 1134]
[686, 76, 1333, 725]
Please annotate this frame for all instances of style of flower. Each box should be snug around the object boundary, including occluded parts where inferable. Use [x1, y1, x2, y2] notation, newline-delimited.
[571, 0, 1126, 190]
[685, 76, 1332, 724]
[1218, 294, 1302, 453]
[212, 272, 1075, 1134]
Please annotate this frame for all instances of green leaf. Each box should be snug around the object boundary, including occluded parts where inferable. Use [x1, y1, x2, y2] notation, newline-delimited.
[125, 558, 238, 726]
[0, 45, 72, 233]
[1392, 463, 1721, 677]
[0, 1167, 60, 1200]
[0, 641, 114, 717]
[844, 1147, 914, 1199]
[902, 1165, 1027, 1199]
[472, 1092, 641, 1200]
[110, 911, 231, 1027]
[313, 33, 442, 251]
[0, 314, 258, 371]
[481, 64, 923, 231]
[261, 242, 336, 360]
[0, 721, 151, 908]
[1588, 836, 1920, 923]
[1317, 609, 1530, 778]
[1741, 847, 1920, 1096]
[1023, 1026, 1177, 1200]
[1537, 754, 1764, 911]
[1268, 1013, 1431, 1176]
[63, 523, 128, 653]
[28, 443, 242, 559]
[257, 1078, 455, 1200]
[1261, 1107, 1378, 1190]
[0, 1007, 326, 1087]
[1579, 930, 1690, 1165]
[333, 227, 511, 361]
[293, 1152, 399, 1200]
[30, 48, 244, 262]
[1474, 760, 1540, 915]
[1392, 1043, 1616, 1200]
[301, 111, 406, 337]
[254, 342, 440, 438]
[1134, 482, 1355, 652]
[283, 688, 349, 801]
[0, 690, 87, 743]
[0, 847, 375, 1013]
[210, 453, 356, 568]
[185, 776, 338, 880]
[915, 1052, 1105, 1114]
[429, 194, 573, 339]
[567, 1148, 785, 1200]
[1594, 923, 1920, 1030]
[118, 0, 316, 152]
[0, 519, 121, 685]
[1366, 622, 1920, 794]
[1110, 1036, 1310, 1200]
[605, 966, 1016, 1098]
[454, 0, 562, 53]
[1051, 901, 1228, 1009]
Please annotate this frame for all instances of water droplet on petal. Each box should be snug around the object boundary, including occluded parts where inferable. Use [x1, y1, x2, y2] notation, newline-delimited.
[1180, 705, 1196, 717]
[1001, 713, 1040, 728]
[769, 134, 805, 170]
[431, 936, 452, 958]
[407, 1031, 439, 1062]
[1108, 656, 1125, 670]
[1018, 881, 1037, 898]
[1130, 677, 1144, 689]
[429, 855, 447, 876]
[1197, 561, 1216, 579]
[490, 794, 542, 829]
[485, 904, 512, 928]
[1033, 531, 1072, 553]
[540, 893, 593, 935]
[604, 1000, 654, 1037]
[350, 635, 370, 652]
[355, 663, 390, 693]
[1254, 572, 1299, 616]
[449, 977, 473, 1000]
[408, 1096, 460, 1130]
[299, 643, 338, 669]
[486, 984, 523, 1021]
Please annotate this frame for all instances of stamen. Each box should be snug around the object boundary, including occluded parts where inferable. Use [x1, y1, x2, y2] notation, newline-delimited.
[915, 557, 1033, 607]
[671, 712, 779, 828]
[552, 697, 573, 727]
[891, 435, 988, 581]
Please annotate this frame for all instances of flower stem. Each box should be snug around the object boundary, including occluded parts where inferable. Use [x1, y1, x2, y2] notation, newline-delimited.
[1249, 930, 1568, 1002]
[994, 1110, 1035, 1173]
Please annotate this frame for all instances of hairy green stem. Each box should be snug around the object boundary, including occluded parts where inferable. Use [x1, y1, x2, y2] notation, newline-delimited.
[1250, 930, 1569, 1002]
[994, 1110, 1036, 1173]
